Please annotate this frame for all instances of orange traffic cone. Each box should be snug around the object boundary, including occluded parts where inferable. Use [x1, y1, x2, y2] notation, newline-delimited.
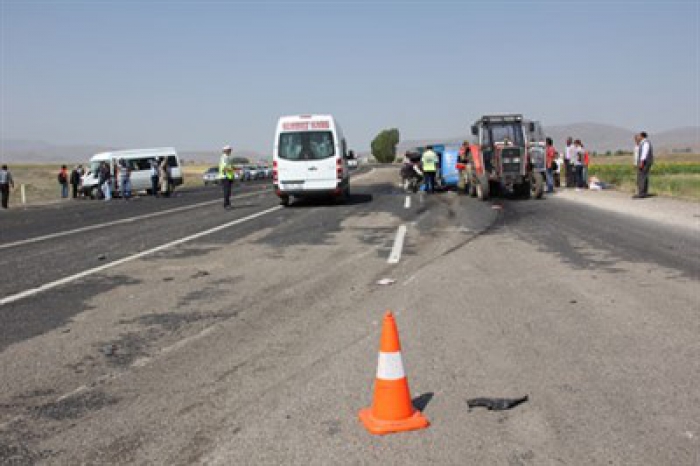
[359, 311, 429, 435]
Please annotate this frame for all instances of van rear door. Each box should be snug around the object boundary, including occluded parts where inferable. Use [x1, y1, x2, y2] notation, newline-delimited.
[277, 129, 338, 190]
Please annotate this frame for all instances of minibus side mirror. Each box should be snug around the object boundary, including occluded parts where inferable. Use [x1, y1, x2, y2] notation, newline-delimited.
[471, 125, 478, 136]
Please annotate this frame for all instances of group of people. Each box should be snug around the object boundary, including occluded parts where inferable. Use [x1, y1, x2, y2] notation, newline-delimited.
[95, 157, 172, 201]
[548, 132, 653, 198]
[400, 131, 654, 200]
[59, 156, 173, 202]
[58, 164, 87, 199]
[546, 137, 591, 192]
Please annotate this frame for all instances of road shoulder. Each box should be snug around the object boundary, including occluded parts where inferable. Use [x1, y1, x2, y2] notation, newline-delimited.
[552, 188, 699, 232]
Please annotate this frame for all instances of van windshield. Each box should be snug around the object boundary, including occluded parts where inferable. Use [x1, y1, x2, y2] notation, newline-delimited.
[278, 131, 335, 161]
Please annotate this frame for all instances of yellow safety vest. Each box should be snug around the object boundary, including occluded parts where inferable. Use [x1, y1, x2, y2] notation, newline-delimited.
[219, 155, 235, 180]
[422, 150, 438, 172]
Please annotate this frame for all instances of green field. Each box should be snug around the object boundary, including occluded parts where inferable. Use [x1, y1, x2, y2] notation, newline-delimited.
[588, 161, 700, 201]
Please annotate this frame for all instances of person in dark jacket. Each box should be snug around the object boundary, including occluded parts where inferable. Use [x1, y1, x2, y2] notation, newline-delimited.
[0, 165, 14, 209]
[150, 159, 159, 197]
[98, 162, 112, 201]
[70, 165, 81, 199]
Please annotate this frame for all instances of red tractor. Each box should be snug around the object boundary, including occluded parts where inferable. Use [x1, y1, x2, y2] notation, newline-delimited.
[466, 114, 545, 200]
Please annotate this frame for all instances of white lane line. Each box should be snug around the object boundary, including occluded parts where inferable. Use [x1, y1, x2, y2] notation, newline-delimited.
[0, 188, 270, 251]
[387, 224, 407, 264]
[0, 205, 283, 306]
[404, 195, 411, 209]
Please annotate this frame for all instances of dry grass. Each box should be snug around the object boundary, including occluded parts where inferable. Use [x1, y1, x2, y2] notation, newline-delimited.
[2, 163, 215, 207]
[3, 164, 70, 207]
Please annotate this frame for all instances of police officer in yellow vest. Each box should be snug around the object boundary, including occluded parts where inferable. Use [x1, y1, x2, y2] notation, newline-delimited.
[219, 145, 236, 209]
[421, 146, 439, 193]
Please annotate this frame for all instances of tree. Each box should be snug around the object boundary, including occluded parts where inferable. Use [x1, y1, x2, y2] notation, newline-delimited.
[371, 128, 400, 163]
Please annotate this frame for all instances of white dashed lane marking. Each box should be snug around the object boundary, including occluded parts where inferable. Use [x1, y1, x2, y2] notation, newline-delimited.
[387, 224, 407, 264]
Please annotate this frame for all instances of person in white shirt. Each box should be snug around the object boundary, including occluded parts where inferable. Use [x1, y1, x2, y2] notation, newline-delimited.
[564, 137, 576, 187]
[634, 132, 653, 198]
[632, 133, 641, 166]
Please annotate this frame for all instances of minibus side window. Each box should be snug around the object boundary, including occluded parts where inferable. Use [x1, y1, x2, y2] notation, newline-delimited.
[133, 159, 151, 170]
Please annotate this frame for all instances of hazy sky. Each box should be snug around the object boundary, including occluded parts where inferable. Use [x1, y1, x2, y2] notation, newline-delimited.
[1, 0, 698, 153]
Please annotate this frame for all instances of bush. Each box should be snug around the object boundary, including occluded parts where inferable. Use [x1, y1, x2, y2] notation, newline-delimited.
[371, 128, 400, 164]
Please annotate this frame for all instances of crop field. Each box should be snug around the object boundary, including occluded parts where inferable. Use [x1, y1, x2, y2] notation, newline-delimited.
[588, 156, 700, 200]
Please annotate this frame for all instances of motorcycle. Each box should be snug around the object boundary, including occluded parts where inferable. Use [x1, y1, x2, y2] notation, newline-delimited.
[401, 161, 423, 194]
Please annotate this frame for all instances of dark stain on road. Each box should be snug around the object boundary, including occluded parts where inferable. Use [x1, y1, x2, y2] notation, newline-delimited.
[34, 390, 119, 421]
[0, 274, 142, 353]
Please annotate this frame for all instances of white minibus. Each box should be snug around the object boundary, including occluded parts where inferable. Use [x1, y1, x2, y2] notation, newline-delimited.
[273, 115, 350, 206]
[82, 147, 183, 197]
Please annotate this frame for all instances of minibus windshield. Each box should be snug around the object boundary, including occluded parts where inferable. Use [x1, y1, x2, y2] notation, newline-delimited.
[278, 131, 335, 161]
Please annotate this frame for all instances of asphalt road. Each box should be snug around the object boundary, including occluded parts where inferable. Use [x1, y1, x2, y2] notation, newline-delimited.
[0, 167, 698, 465]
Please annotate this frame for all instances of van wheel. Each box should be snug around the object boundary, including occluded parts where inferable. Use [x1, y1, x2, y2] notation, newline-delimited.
[280, 196, 291, 207]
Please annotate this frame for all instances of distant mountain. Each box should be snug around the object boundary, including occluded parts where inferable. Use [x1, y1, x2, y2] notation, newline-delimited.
[397, 124, 699, 154]
[546, 123, 699, 153]
[0, 139, 266, 164]
[0, 139, 117, 163]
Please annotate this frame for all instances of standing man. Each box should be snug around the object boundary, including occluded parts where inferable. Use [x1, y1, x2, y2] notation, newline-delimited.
[581, 143, 590, 188]
[634, 132, 653, 198]
[118, 158, 132, 200]
[150, 158, 159, 196]
[545, 138, 556, 193]
[58, 165, 69, 198]
[457, 141, 471, 193]
[421, 145, 438, 194]
[564, 137, 575, 188]
[573, 139, 584, 190]
[219, 145, 235, 209]
[99, 161, 112, 201]
[0, 165, 15, 209]
[70, 165, 81, 199]
[633, 133, 642, 167]
[158, 157, 170, 197]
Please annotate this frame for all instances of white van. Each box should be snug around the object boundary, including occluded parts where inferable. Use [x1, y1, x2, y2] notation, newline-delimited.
[273, 114, 350, 206]
[82, 147, 183, 197]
